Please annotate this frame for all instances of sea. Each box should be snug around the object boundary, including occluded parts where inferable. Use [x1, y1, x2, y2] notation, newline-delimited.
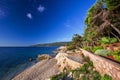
[0, 46, 58, 80]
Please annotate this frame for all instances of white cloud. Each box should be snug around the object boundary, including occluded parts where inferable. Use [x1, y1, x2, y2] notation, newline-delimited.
[37, 5, 45, 13]
[0, 9, 5, 16]
[0, 9, 6, 19]
[27, 13, 32, 19]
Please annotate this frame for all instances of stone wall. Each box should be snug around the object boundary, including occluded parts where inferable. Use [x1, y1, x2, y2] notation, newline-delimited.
[81, 49, 120, 80]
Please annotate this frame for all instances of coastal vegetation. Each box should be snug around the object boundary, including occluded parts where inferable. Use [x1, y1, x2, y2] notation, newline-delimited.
[51, 56, 112, 80]
[50, 0, 120, 79]
[31, 42, 70, 47]
[67, 0, 120, 63]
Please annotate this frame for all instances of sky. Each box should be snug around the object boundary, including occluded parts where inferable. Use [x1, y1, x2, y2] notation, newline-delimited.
[0, 0, 96, 46]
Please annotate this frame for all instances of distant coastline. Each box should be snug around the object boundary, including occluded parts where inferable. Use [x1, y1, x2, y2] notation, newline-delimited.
[31, 42, 70, 47]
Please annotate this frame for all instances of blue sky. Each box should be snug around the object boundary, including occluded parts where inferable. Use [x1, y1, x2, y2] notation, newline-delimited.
[0, 0, 96, 46]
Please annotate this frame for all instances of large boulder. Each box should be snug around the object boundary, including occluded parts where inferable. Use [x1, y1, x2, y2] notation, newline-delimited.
[55, 53, 82, 71]
[37, 54, 52, 61]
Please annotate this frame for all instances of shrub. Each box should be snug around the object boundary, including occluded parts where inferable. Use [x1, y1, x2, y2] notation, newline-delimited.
[110, 38, 118, 44]
[95, 49, 111, 56]
[99, 37, 110, 44]
[81, 75, 88, 80]
[110, 50, 120, 62]
[67, 44, 76, 50]
[92, 46, 103, 53]
[50, 72, 66, 80]
[83, 46, 92, 52]
[101, 74, 112, 80]
[51, 59, 112, 80]
[99, 37, 117, 44]
[92, 71, 101, 80]
[113, 55, 120, 62]
[110, 50, 120, 55]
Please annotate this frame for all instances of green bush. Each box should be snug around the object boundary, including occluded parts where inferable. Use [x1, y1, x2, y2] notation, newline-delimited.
[101, 74, 112, 80]
[50, 72, 66, 80]
[110, 50, 120, 55]
[67, 44, 76, 50]
[95, 49, 111, 56]
[113, 55, 120, 62]
[110, 38, 118, 44]
[92, 71, 101, 80]
[110, 50, 120, 62]
[81, 75, 88, 80]
[83, 46, 92, 52]
[106, 0, 120, 10]
[88, 61, 93, 66]
[99, 37, 117, 44]
[51, 59, 112, 80]
[92, 46, 103, 53]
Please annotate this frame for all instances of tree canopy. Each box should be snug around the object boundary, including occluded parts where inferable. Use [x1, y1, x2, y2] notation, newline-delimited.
[68, 0, 120, 50]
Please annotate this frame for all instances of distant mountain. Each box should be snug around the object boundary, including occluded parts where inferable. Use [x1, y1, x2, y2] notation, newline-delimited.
[31, 42, 70, 47]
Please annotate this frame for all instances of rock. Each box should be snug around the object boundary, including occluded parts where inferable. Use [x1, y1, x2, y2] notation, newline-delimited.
[53, 46, 67, 54]
[29, 57, 33, 62]
[53, 51, 58, 54]
[57, 46, 67, 53]
[13, 50, 84, 80]
[37, 54, 52, 61]
[55, 52, 82, 71]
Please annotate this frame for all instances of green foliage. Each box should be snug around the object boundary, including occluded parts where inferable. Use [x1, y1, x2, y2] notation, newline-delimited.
[83, 0, 120, 48]
[100, 37, 110, 44]
[92, 71, 101, 80]
[81, 75, 88, 80]
[85, 17, 93, 27]
[85, 2, 102, 26]
[73, 61, 101, 80]
[67, 42, 76, 50]
[88, 61, 93, 66]
[101, 74, 112, 80]
[113, 55, 120, 62]
[51, 56, 112, 80]
[72, 34, 83, 47]
[105, 0, 120, 10]
[83, 46, 92, 52]
[110, 50, 120, 62]
[67, 34, 82, 50]
[92, 46, 103, 53]
[50, 72, 66, 80]
[110, 38, 118, 43]
[99, 37, 117, 44]
[110, 50, 120, 55]
[95, 49, 111, 56]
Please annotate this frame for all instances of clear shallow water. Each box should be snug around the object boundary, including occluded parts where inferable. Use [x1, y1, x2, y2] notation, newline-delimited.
[0, 47, 58, 80]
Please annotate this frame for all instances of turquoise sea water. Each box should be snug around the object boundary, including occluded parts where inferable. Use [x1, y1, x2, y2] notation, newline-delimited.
[0, 47, 58, 80]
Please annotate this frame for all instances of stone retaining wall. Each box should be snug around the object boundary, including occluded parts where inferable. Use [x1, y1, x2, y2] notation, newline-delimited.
[81, 49, 120, 80]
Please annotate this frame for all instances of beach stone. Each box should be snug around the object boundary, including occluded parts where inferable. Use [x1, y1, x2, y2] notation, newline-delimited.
[37, 54, 52, 61]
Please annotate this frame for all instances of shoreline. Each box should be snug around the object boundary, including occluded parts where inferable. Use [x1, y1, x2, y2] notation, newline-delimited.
[10, 53, 56, 80]
[1, 61, 36, 80]
[11, 61, 36, 80]
[12, 47, 84, 80]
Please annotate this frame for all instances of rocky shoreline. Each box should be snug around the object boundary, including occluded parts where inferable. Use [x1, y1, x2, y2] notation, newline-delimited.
[12, 46, 84, 80]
